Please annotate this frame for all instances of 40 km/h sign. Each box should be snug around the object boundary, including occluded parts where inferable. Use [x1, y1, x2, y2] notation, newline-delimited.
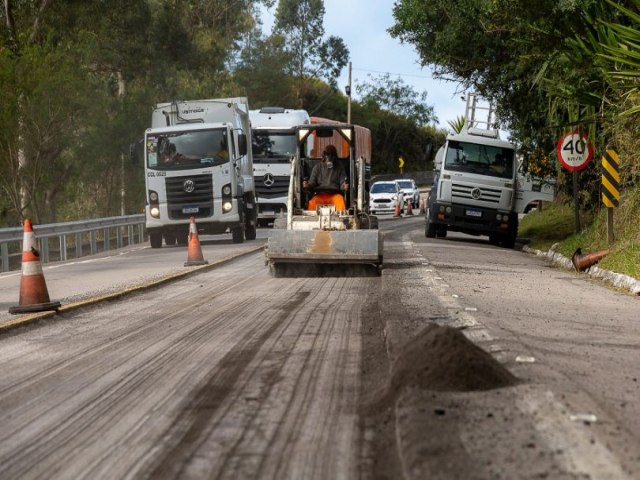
[556, 131, 594, 172]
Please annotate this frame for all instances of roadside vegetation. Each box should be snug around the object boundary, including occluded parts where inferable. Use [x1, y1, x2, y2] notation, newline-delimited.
[520, 198, 640, 280]
[0, 0, 445, 227]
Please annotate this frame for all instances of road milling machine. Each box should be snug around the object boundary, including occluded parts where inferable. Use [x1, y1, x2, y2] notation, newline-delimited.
[265, 123, 383, 276]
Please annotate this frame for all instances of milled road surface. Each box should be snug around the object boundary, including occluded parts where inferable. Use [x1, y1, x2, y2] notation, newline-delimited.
[367, 217, 640, 479]
[0, 216, 639, 479]
[0, 253, 371, 479]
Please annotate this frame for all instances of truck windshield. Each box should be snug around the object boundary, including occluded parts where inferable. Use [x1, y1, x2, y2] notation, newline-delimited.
[146, 129, 229, 170]
[252, 131, 297, 163]
[444, 140, 514, 179]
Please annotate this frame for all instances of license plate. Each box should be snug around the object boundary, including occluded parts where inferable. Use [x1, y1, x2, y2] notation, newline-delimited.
[465, 208, 482, 217]
[182, 206, 199, 214]
[263, 210, 275, 216]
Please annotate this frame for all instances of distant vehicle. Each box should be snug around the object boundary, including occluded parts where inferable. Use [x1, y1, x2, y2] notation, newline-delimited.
[396, 178, 420, 207]
[426, 93, 554, 247]
[250, 107, 311, 226]
[369, 181, 404, 215]
[139, 98, 256, 248]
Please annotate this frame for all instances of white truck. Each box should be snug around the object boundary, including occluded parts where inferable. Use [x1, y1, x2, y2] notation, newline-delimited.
[426, 93, 554, 248]
[249, 107, 311, 226]
[142, 98, 257, 247]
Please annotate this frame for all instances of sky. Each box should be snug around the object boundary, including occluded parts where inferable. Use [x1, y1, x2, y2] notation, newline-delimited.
[259, 0, 466, 131]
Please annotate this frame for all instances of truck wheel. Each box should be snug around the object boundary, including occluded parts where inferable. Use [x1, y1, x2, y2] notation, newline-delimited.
[150, 232, 163, 249]
[245, 213, 257, 241]
[425, 220, 437, 238]
[163, 233, 176, 246]
[245, 223, 257, 240]
[232, 225, 245, 243]
[502, 232, 517, 249]
[177, 230, 188, 246]
[436, 226, 447, 238]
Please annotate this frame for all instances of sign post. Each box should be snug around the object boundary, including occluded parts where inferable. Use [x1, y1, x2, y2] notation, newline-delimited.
[398, 156, 405, 174]
[556, 131, 593, 233]
[601, 149, 620, 245]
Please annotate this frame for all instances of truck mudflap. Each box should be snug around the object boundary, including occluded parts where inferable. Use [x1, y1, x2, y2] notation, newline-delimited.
[266, 229, 383, 265]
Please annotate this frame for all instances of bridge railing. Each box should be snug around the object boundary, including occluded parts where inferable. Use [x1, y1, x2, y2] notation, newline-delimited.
[0, 214, 146, 273]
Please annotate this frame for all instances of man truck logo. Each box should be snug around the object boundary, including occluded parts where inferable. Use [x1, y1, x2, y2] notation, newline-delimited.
[183, 179, 196, 193]
[263, 173, 275, 187]
[471, 187, 482, 200]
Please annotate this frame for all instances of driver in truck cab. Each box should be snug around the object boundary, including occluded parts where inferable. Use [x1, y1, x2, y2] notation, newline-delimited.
[303, 145, 349, 211]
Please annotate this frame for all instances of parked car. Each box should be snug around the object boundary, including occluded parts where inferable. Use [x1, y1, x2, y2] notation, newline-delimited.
[369, 181, 405, 215]
[396, 178, 420, 208]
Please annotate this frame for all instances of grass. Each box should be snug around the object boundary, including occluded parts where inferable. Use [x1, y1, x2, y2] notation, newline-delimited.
[519, 200, 640, 280]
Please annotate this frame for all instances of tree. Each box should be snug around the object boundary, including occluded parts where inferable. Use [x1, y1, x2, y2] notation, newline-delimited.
[273, 0, 349, 104]
[234, 31, 297, 107]
[355, 73, 437, 126]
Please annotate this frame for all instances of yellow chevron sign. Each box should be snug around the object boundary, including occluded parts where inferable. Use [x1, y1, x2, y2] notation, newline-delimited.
[601, 149, 620, 208]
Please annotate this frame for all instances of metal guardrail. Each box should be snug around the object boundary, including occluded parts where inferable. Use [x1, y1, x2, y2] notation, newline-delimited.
[0, 214, 146, 273]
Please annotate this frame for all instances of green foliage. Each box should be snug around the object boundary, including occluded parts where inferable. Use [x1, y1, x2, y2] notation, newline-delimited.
[447, 116, 465, 134]
[273, 0, 349, 102]
[355, 73, 437, 126]
[0, 0, 448, 227]
[520, 196, 640, 280]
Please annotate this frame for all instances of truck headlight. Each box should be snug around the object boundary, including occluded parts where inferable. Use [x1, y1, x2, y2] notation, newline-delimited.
[150, 207, 160, 218]
[222, 201, 233, 213]
[222, 185, 232, 196]
[149, 191, 158, 202]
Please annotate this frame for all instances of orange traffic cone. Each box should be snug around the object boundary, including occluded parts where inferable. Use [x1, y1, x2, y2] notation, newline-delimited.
[184, 217, 208, 266]
[406, 200, 413, 216]
[9, 219, 61, 314]
[571, 247, 608, 272]
[394, 201, 401, 218]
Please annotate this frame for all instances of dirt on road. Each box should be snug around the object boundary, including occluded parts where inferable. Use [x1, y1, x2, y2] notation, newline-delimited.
[358, 223, 638, 480]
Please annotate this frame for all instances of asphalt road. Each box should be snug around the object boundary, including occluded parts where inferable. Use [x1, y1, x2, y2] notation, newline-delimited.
[0, 214, 638, 479]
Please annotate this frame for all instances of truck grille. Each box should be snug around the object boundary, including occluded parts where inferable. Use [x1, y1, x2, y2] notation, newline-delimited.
[451, 183, 501, 204]
[165, 174, 214, 220]
[254, 175, 290, 199]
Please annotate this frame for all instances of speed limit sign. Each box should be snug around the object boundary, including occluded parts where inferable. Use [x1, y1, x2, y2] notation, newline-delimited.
[556, 131, 593, 171]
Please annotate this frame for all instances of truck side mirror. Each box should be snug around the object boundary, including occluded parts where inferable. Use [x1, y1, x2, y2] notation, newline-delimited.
[238, 133, 247, 156]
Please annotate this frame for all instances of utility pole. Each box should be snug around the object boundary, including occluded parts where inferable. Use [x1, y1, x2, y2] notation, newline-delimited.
[346, 62, 352, 124]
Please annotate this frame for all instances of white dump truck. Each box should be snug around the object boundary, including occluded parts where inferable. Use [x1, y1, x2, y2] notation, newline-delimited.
[426, 93, 554, 247]
[142, 98, 256, 247]
[249, 107, 311, 226]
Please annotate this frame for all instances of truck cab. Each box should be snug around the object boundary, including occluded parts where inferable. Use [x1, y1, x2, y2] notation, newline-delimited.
[426, 94, 553, 248]
[143, 98, 256, 247]
[250, 107, 311, 226]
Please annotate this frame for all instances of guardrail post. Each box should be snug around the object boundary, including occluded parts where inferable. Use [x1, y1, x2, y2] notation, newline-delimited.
[127, 225, 134, 246]
[1, 244, 8, 273]
[116, 226, 123, 249]
[75, 232, 82, 258]
[139, 224, 144, 244]
[104, 227, 110, 251]
[60, 235, 67, 261]
[41, 237, 50, 264]
[90, 231, 97, 255]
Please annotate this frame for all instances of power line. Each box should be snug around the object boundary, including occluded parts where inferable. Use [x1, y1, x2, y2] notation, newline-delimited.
[351, 67, 433, 80]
